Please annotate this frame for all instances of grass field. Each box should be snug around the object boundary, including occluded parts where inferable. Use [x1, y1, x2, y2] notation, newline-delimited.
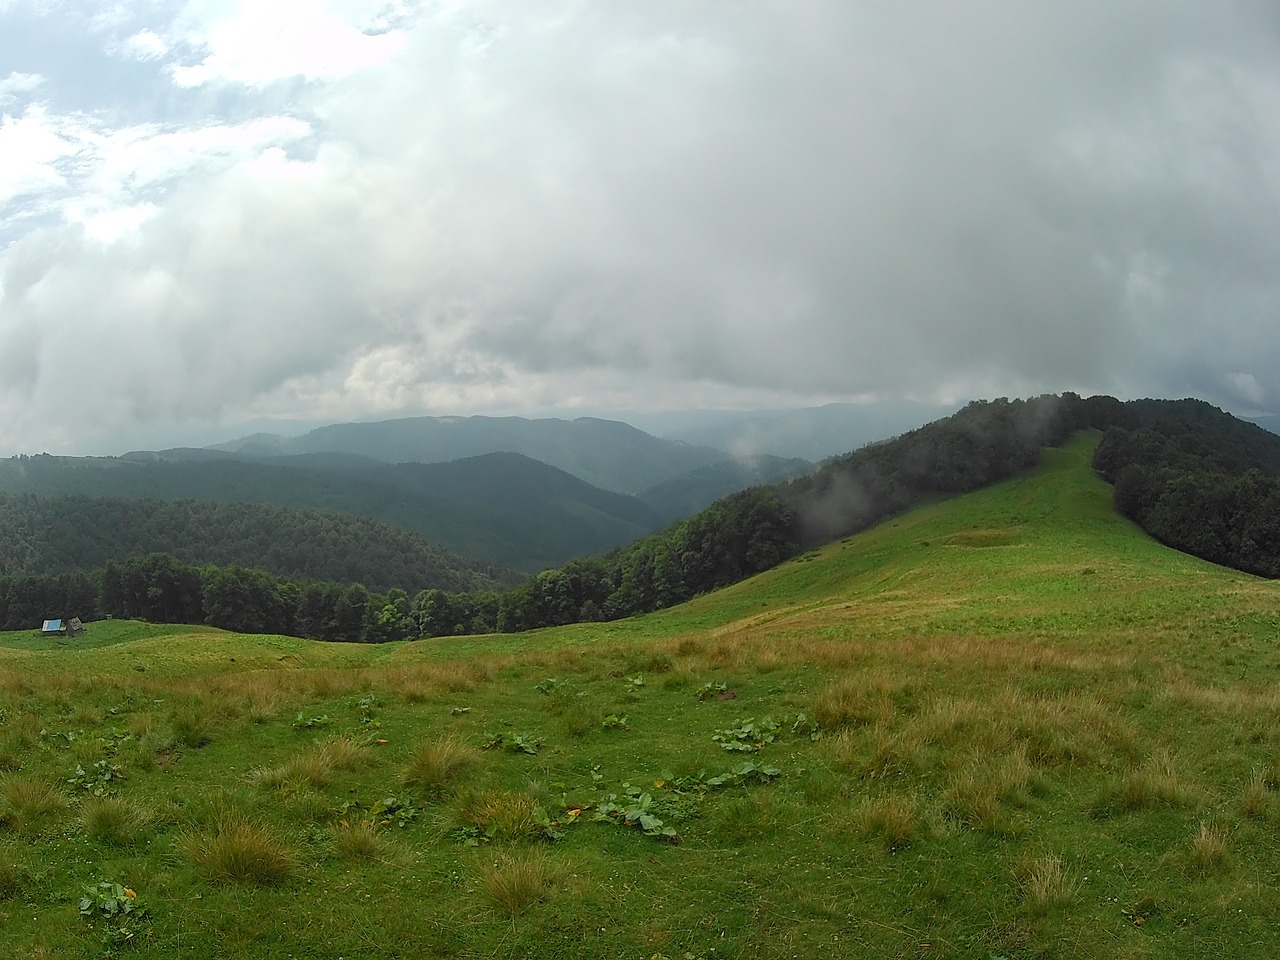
[2, 432, 1279, 959]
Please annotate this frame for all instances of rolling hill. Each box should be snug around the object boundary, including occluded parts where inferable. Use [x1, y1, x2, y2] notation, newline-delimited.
[1, 432, 1278, 957]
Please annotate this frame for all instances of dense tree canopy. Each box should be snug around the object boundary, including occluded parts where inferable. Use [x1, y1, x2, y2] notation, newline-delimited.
[1093, 409, 1280, 578]
[0, 494, 509, 593]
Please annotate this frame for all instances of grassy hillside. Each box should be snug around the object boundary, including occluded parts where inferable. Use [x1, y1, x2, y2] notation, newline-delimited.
[2, 433, 1279, 958]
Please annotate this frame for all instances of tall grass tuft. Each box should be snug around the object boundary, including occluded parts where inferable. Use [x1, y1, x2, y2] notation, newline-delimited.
[1093, 750, 1194, 816]
[1017, 855, 1078, 913]
[1190, 823, 1231, 875]
[126, 710, 175, 768]
[82, 795, 151, 846]
[331, 820, 385, 861]
[249, 738, 368, 792]
[862, 726, 929, 780]
[401, 736, 480, 797]
[456, 790, 544, 843]
[184, 817, 294, 885]
[855, 795, 920, 850]
[319, 737, 367, 771]
[943, 768, 1007, 834]
[0, 775, 66, 835]
[479, 851, 558, 915]
[1240, 769, 1271, 819]
[169, 703, 215, 749]
[812, 673, 902, 730]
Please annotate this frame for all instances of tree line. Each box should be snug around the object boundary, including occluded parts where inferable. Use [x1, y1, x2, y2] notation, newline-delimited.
[1093, 406, 1280, 578]
[0, 554, 454, 642]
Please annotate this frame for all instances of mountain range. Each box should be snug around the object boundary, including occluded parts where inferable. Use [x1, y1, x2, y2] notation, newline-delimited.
[204, 415, 730, 495]
[1, 415, 815, 577]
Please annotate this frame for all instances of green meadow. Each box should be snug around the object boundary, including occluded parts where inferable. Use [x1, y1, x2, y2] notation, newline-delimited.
[2, 432, 1279, 958]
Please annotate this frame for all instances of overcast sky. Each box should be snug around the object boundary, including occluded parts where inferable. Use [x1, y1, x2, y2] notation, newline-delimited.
[1, 1, 1278, 455]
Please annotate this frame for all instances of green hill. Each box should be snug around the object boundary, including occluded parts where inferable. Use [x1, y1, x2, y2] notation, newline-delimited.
[2, 432, 1279, 958]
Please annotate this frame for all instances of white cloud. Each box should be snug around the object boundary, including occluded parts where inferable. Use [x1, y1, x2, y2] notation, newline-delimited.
[0, 71, 44, 104]
[60, 199, 157, 243]
[0, 102, 312, 242]
[117, 28, 169, 61]
[0, 105, 76, 205]
[169, 0, 411, 87]
[79, 115, 313, 195]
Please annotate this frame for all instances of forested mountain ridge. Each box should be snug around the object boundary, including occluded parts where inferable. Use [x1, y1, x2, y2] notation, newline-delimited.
[207, 414, 728, 494]
[0, 451, 662, 572]
[0, 494, 512, 593]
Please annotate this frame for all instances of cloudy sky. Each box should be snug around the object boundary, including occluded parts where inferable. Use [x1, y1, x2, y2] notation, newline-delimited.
[1, 1, 1278, 455]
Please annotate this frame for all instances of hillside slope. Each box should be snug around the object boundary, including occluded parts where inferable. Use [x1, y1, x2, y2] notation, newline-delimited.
[461, 431, 1275, 655]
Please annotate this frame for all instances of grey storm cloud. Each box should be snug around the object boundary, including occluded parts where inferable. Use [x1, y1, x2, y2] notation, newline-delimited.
[1, 0, 1279, 453]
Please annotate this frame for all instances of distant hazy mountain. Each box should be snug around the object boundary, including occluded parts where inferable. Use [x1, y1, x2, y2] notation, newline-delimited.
[0, 451, 661, 573]
[642, 401, 960, 461]
[638, 454, 813, 525]
[209, 415, 727, 494]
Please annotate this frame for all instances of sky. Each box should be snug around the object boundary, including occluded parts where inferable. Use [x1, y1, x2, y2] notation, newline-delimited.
[1, 1, 1278, 456]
